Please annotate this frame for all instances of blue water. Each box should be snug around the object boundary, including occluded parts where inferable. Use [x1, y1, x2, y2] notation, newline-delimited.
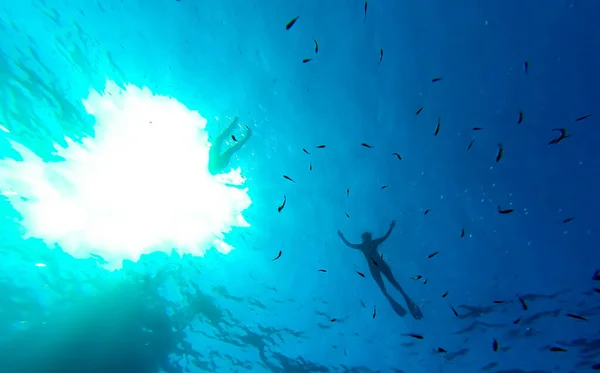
[1, 0, 599, 372]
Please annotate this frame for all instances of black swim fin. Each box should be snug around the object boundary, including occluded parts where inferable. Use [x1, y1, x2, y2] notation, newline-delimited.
[386, 296, 407, 317]
[403, 295, 423, 320]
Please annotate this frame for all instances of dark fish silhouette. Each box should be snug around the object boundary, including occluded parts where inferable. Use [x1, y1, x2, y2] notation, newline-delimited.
[427, 251, 439, 259]
[272, 251, 282, 261]
[277, 196, 286, 212]
[286, 16, 299, 30]
[283, 175, 295, 183]
[575, 113, 593, 122]
[548, 128, 571, 145]
[313, 38, 319, 53]
[496, 143, 504, 162]
[416, 106, 424, 115]
[432, 77, 443, 82]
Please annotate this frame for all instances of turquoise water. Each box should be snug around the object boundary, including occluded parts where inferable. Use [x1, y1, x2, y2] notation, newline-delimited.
[1, 0, 599, 372]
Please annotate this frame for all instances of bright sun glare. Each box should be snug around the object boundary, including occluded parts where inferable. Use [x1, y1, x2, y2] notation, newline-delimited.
[0, 81, 252, 270]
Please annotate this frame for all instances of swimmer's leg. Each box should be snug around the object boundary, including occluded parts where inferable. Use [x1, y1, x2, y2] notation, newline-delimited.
[208, 117, 239, 174]
[215, 116, 239, 144]
[219, 125, 252, 167]
[369, 264, 407, 317]
[380, 262, 423, 320]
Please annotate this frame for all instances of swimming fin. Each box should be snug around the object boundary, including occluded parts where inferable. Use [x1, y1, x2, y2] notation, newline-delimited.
[386, 295, 407, 317]
[403, 295, 423, 320]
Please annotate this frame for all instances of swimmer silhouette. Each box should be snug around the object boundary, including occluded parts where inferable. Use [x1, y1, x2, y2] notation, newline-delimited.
[208, 116, 252, 175]
[337, 220, 423, 319]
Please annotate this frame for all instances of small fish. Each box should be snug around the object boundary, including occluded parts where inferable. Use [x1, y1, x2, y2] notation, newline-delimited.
[302, 148, 310, 154]
[562, 217, 575, 223]
[231, 135, 238, 142]
[346, 189, 350, 197]
[594, 270, 600, 281]
[316, 144, 326, 148]
[523, 60, 529, 74]
[272, 251, 282, 261]
[513, 317, 521, 324]
[575, 113, 593, 122]
[302, 58, 312, 63]
[437, 347, 447, 354]
[410, 275, 422, 280]
[378, 49, 384, 64]
[369, 256, 379, 266]
[381, 185, 389, 190]
[313, 38, 319, 53]
[392, 152, 402, 160]
[592, 363, 600, 370]
[285, 16, 299, 30]
[496, 143, 504, 162]
[330, 318, 337, 323]
[472, 127, 483, 131]
[317, 269, 327, 273]
[492, 339, 498, 352]
[423, 278, 428, 285]
[372, 305, 377, 318]
[548, 128, 571, 145]
[277, 196, 287, 212]
[434, 118, 441, 136]
[549, 347, 567, 352]
[516, 293, 528, 310]
[518, 111, 524, 124]
[442, 291, 448, 298]
[356, 271, 365, 278]
[593, 288, 600, 294]
[432, 77, 443, 82]
[424, 209, 430, 215]
[450, 305, 459, 317]
[427, 251, 439, 259]
[364, 1, 368, 22]
[309, 163, 312, 171]
[416, 106, 424, 115]
[283, 175, 295, 183]
[345, 212, 350, 218]
[361, 143, 373, 148]
[498, 206, 514, 214]
[566, 313, 587, 321]
[404, 333, 424, 340]
[466, 138, 475, 151]
[460, 228, 465, 238]
[493, 300, 505, 304]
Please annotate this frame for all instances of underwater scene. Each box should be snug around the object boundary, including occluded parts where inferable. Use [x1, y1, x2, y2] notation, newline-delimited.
[0, 0, 598, 372]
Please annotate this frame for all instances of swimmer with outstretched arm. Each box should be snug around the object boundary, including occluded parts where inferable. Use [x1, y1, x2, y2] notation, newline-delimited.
[208, 116, 252, 175]
[337, 221, 423, 319]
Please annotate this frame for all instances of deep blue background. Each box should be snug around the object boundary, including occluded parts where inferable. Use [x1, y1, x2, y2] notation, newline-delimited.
[0, 0, 599, 372]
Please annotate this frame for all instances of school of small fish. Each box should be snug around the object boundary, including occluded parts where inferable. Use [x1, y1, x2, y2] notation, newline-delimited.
[274, 4, 598, 371]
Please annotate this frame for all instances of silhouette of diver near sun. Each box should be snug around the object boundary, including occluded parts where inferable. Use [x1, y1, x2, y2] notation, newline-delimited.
[208, 116, 252, 175]
[337, 221, 423, 319]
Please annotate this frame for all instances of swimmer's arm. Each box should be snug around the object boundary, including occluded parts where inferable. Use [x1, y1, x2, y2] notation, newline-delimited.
[337, 230, 361, 249]
[374, 220, 396, 245]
